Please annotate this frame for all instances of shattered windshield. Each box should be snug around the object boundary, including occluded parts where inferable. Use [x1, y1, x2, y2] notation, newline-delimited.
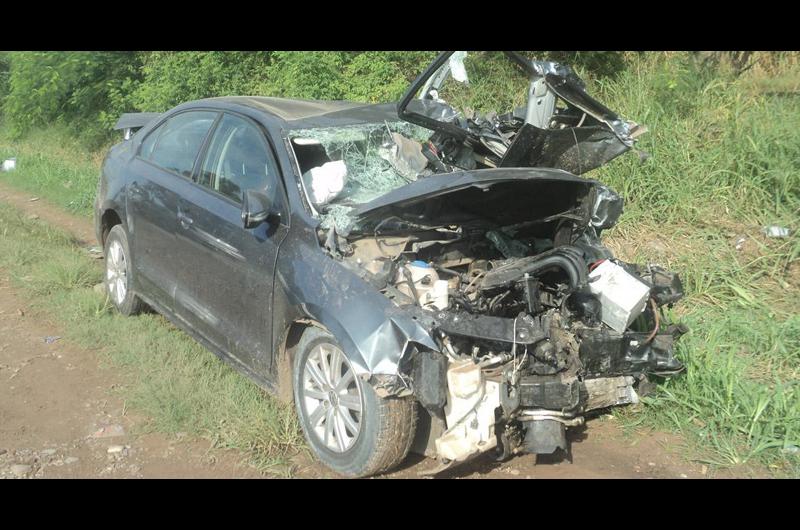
[289, 121, 434, 231]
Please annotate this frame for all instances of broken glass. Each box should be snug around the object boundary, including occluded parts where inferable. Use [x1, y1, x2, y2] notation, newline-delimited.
[290, 121, 433, 232]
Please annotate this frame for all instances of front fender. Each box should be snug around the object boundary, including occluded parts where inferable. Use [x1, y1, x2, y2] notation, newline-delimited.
[275, 238, 438, 381]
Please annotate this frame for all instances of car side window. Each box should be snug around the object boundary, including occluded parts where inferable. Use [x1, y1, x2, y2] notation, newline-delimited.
[140, 111, 217, 178]
[197, 114, 277, 204]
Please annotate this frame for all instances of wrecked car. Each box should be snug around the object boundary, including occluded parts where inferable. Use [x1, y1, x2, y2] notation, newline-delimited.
[95, 51, 686, 477]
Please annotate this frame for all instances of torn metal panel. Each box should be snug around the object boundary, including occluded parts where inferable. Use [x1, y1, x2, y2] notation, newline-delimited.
[499, 124, 632, 175]
[527, 58, 637, 146]
[274, 237, 438, 380]
[397, 51, 645, 176]
[591, 185, 624, 229]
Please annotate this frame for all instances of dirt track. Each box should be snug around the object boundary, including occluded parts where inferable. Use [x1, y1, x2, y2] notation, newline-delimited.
[0, 182, 710, 479]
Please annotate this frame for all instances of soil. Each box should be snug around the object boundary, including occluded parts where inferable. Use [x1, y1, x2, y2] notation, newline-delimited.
[0, 181, 737, 479]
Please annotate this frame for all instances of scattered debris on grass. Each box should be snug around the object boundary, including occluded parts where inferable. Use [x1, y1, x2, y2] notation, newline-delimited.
[762, 225, 791, 238]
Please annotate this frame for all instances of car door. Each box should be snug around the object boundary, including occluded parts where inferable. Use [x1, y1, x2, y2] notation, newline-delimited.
[127, 110, 218, 310]
[173, 112, 289, 374]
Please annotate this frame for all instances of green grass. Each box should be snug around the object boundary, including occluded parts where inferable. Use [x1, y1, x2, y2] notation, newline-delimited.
[0, 126, 109, 216]
[591, 52, 800, 476]
[0, 204, 303, 475]
[1, 51, 799, 476]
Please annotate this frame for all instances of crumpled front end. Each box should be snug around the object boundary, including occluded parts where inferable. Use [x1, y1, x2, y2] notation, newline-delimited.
[285, 51, 687, 470]
[388, 197, 686, 462]
[333, 179, 687, 469]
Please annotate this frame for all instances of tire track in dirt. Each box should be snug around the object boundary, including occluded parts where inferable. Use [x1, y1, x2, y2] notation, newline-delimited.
[0, 181, 710, 479]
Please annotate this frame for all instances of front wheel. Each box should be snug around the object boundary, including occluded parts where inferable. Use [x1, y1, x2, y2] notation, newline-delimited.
[104, 224, 144, 316]
[293, 327, 416, 477]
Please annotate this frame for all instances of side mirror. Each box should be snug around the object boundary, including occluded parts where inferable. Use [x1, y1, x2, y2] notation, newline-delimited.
[242, 189, 277, 229]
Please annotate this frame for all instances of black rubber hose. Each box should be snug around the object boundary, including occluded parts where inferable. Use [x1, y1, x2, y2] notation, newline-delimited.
[519, 254, 586, 289]
[481, 247, 588, 291]
[402, 267, 422, 306]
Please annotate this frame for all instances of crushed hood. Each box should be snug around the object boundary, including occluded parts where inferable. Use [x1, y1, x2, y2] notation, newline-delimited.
[352, 168, 601, 231]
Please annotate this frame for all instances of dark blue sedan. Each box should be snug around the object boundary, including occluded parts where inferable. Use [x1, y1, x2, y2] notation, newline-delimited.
[95, 51, 686, 477]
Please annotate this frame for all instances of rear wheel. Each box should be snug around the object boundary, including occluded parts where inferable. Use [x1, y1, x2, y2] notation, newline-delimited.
[104, 225, 144, 316]
[293, 327, 416, 477]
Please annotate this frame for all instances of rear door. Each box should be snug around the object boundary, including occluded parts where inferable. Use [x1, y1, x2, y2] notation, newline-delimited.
[128, 111, 218, 310]
[173, 112, 289, 373]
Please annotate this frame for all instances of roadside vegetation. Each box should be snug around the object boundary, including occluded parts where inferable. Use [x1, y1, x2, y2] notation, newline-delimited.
[0, 51, 798, 476]
[592, 53, 800, 475]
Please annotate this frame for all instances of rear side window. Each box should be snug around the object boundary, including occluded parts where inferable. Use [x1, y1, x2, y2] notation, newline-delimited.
[197, 114, 278, 204]
[140, 111, 217, 178]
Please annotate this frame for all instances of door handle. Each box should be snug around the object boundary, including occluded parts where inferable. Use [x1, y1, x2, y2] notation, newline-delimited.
[178, 212, 193, 229]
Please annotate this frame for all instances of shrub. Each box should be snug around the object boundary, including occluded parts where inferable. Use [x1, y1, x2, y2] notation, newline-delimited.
[133, 51, 272, 112]
[2, 52, 142, 147]
[257, 51, 349, 100]
[0, 52, 10, 105]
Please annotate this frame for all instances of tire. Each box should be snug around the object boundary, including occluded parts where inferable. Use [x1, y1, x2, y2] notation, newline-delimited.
[104, 224, 144, 316]
[293, 327, 416, 477]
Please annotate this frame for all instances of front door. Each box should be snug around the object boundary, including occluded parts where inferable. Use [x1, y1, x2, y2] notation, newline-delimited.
[173, 113, 289, 374]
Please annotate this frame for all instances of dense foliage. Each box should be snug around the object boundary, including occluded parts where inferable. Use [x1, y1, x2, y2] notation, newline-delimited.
[0, 50, 629, 148]
[2, 52, 142, 147]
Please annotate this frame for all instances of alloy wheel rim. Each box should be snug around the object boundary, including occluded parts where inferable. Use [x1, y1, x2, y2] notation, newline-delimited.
[106, 240, 127, 305]
[301, 343, 363, 453]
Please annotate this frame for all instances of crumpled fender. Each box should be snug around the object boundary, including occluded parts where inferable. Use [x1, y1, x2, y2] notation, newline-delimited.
[275, 237, 439, 383]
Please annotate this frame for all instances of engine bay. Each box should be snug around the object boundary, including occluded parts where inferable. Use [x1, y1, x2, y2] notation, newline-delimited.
[334, 187, 686, 465]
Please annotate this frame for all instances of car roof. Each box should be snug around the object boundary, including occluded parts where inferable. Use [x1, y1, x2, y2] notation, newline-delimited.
[192, 96, 401, 129]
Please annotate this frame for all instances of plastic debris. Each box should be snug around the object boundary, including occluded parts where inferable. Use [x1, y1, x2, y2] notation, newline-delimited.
[378, 132, 428, 181]
[91, 424, 126, 439]
[43, 336, 61, 344]
[762, 225, 790, 238]
[1, 158, 16, 172]
[448, 51, 470, 84]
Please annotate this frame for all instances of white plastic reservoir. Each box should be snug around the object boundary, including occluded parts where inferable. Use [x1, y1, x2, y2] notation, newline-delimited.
[588, 260, 651, 333]
[396, 261, 449, 311]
